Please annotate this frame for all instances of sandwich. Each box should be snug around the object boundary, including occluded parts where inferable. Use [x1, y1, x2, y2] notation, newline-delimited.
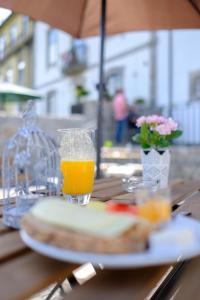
[22, 198, 152, 254]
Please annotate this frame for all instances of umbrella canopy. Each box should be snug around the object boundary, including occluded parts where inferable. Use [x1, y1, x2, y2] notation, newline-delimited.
[0, 0, 200, 37]
[0, 83, 41, 102]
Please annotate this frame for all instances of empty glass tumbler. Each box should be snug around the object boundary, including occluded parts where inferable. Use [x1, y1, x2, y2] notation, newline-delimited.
[58, 128, 96, 205]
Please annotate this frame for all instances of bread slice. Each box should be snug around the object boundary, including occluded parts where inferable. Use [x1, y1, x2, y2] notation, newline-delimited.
[22, 213, 151, 254]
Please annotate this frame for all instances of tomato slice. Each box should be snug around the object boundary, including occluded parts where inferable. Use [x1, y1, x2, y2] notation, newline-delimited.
[106, 202, 139, 216]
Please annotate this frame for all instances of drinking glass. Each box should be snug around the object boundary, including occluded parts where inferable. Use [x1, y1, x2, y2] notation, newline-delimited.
[58, 128, 96, 205]
[135, 187, 171, 223]
[122, 176, 160, 193]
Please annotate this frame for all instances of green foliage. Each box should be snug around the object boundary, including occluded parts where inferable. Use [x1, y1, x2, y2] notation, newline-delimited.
[104, 140, 113, 147]
[103, 90, 112, 101]
[76, 85, 89, 102]
[134, 98, 145, 105]
[133, 123, 183, 150]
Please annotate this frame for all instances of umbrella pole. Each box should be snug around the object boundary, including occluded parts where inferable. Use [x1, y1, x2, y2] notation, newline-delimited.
[168, 30, 173, 117]
[96, 0, 106, 179]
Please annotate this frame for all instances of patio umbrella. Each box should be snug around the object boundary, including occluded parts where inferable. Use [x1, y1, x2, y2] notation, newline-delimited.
[1, 0, 200, 37]
[0, 83, 41, 102]
[1, 0, 200, 177]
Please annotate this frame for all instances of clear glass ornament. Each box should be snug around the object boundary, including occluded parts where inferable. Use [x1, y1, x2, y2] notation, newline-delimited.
[2, 100, 61, 229]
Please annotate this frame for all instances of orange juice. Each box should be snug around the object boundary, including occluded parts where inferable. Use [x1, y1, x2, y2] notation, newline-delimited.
[60, 160, 95, 195]
[138, 199, 171, 223]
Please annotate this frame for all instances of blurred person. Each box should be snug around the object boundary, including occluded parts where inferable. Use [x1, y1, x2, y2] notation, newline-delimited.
[113, 89, 128, 144]
[128, 104, 140, 132]
[127, 105, 140, 143]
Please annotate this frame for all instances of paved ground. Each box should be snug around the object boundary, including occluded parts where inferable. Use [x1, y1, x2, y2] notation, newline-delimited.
[101, 145, 142, 178]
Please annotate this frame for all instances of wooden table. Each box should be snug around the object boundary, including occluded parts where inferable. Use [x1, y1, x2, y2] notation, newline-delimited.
[0, 177, 200, 300]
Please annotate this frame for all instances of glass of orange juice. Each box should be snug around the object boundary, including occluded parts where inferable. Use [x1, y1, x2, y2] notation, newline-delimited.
[58, 128, 96, 205]
[136, 187, 171, 223]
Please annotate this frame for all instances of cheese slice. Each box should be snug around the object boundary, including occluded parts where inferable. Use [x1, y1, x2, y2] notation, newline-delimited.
[31, 198, 140, 238]
[87, 200, 106, 211]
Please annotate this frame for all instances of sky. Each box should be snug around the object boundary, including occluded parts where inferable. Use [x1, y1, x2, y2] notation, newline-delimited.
[0, 8, 11, 25]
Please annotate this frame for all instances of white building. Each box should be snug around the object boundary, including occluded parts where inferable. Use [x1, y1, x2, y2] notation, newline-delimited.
[34, 24, 200, 143]
[34, 26, 155, 116]
[33, 22, 74, 116]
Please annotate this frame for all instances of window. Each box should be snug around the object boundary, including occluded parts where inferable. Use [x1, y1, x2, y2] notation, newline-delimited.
[6, 68, 13, 83]
[47, 29, 58, 66]
[72, 39, 87, 65]
[190, 71, 200, 100]
[0, 35, 5, 59]
[22, 16, 29, 35]
[17, 59, 26, 85]
[46, 91, 56, 114]
[9, 24, 17, 47]
[106, 68, 123, 97]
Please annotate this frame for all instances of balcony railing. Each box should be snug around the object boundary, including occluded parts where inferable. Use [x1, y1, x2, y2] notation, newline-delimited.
[172, 102, 200, 145]
[62, 43, 87, 75]
[0, 30, 33, 62]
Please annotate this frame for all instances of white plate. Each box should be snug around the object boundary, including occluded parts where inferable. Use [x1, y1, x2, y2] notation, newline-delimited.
[20, 215, 200, 269]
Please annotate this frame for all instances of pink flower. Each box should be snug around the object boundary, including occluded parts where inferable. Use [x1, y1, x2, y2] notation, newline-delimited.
[136, 115, 179, 134]
[167, 118, 178, 131]
[136, 116, 146, 127]
[146, 115, 166, 125]
[155, 123, 172, 135]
